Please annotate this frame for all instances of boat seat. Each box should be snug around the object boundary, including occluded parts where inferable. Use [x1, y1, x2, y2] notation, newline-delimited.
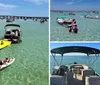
[85, 76, 100, 85]
[4, 34, 11, 39]
[81, 69, 95, 81]
[50, 75, 67, 85]
[5, 31, 11, 34]
[70, 64, 84, 71]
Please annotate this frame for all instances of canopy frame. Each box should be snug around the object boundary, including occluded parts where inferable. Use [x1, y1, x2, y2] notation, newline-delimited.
[4, 24, 21, 33]
[51, 46, 100, 68]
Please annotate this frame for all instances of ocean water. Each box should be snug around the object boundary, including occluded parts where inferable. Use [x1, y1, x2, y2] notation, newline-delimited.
[50, 55, 100, 74]
[50, 11, 100, 41]
[0, 19, 48, 85]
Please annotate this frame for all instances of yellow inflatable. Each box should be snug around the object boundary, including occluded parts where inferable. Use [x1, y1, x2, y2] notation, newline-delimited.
[0, 40, 11, 49]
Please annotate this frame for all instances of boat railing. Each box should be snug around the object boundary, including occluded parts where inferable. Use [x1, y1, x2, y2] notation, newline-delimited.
[95, 72, 100, 77]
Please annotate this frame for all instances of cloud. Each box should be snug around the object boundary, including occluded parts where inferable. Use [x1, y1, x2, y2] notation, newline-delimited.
[0, 3, 16, 15]
[24, 0, 48, 4]
[66, 0, 82, 5]
[0, 3, 16, 8]
[66, 2, 74, 5]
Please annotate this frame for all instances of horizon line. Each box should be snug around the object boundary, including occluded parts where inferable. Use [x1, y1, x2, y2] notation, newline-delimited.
[50, 10, 100, 11]
[0, 14, 49, 18]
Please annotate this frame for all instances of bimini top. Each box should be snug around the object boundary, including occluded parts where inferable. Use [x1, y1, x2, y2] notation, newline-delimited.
[51, 46, 100, 55]
[4, 24, 20, 28]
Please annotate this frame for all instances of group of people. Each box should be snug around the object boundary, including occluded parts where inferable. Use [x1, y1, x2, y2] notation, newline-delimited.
[4, 29, 20, 41]
[52, 62, 78, 76]
[0, 58, 13, 68]
[69, 19, 78, 33]
[57, 18, 78, 33]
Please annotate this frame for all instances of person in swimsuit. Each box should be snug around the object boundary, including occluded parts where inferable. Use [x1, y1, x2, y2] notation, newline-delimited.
[72, 25, 78, 33]
[0, 58, 9, 66]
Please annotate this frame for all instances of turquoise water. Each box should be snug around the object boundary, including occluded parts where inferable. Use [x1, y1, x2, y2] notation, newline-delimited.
[50, 11, 100, 41]
[50, 55, 100, 74]
[0, 19, 48, 85]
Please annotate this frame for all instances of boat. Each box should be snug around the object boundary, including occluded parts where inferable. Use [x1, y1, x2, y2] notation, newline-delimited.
[56, 17, 73, 25]
[40, 19, 45, 23]
[3, 24, 22, 43]
[93, 11, 99, 14]
[0, 58, 15, 69]
[85, 15, 100, 19]
[69, 12, 75, 15]
[50, 46, 100, 85]
[6, 18, 14, 22]
[0, 40, 11, 49]
[56, 18, 64, 25]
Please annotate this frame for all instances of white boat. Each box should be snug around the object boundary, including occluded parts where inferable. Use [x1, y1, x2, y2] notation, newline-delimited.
[57, 18, 64, 24]
[50, 46, 100, 85]
[85, 15, 100, 19]
[0, 58, 15, 69]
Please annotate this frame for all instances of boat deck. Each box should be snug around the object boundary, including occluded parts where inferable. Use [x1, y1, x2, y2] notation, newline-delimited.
[67, 71, 85, 85]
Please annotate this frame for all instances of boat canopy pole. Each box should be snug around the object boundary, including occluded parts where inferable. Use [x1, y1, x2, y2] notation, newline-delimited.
[91, 50, 99, 66]
[60, 54, 63, 65]
[52, 53, 59, 66]
[88, 50, 99, 68]
[91, 54, 99, 66]
[87, 53, 90, 67]
[51, 53, 64, 66]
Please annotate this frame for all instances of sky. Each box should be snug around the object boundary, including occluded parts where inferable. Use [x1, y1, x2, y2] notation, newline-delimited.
[50, 42, 100, 55]
[0, 0, 48, 16]
[51, 0, 100, 11]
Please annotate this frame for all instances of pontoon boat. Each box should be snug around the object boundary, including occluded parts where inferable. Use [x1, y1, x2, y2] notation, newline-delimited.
[50, 46, 100, 85]
[3, 24, 22, 43]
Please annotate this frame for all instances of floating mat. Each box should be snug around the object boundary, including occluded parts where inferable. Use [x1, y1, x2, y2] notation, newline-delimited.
[58, 16, 67, 18]
[0, 40, 11, 49]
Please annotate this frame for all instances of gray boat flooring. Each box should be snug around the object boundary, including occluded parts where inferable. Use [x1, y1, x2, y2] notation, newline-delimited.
[67, 71, 85, 85]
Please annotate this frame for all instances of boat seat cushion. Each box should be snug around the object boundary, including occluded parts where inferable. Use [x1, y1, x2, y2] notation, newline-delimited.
[82, 69, 95, 81]
[85, 76, 100, 85]
[50, 75, 67, 85]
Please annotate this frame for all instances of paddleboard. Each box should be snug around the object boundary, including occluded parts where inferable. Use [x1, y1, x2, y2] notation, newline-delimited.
[0, 58, 15, 69]
[0, 40, 11, 49]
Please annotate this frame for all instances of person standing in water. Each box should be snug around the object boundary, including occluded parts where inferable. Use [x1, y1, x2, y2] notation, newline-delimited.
[72, 25, 78, 33]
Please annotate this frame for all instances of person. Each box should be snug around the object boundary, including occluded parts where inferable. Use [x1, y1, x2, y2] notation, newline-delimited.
[71, 19, 76, 25]
[0, 58, 14, 68]
[6, 29, 11, 34]
[69, 27, 73, 32]
[0, 58, 9, 66]
[0, 60, 2, 65]
[71, 19, 75, 23]
[58, 65, 68, 76]
[74, 62, 77, 64]
[11, 31, 15, 35]
[72, 25, 78, 33]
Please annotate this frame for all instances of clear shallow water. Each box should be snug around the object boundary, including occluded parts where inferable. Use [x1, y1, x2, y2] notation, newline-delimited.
[0, 19, 48, 85]
[50, 55, 100, 74]
[50, 11, 100, 41]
